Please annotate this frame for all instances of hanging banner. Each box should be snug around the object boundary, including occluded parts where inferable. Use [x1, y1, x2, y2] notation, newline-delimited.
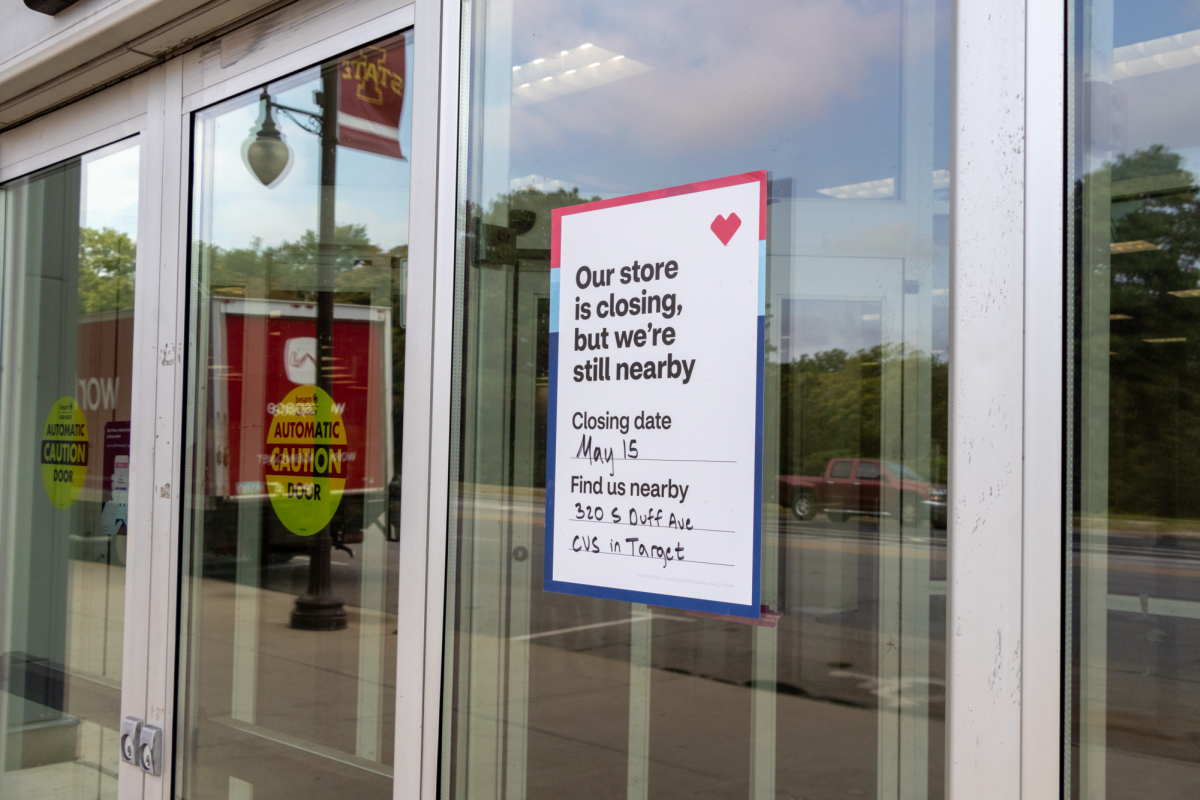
[545, 171, 767, 618]
[337, 35, 406, 160]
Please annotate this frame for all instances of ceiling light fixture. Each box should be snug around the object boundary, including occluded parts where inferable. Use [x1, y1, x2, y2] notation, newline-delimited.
[512, 45, 651, 106]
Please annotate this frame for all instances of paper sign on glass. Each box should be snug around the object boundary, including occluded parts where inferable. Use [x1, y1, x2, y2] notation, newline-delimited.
[545, 171, 766, 618]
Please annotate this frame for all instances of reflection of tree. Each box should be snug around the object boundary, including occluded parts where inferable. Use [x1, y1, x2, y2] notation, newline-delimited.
[778, 346, 948, 483]
[78, 227, 136, 313]
[1076, 145, 1200, 520]
[463, 187, 599, 490]
[202, 223, 404, 303]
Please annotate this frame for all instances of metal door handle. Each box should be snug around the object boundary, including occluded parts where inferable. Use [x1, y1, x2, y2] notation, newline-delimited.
[139, 725, 163, 775]
[120, 717, 142, 766]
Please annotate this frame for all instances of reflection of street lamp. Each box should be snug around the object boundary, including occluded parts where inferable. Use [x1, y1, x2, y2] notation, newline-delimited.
[242, 90, 293, 188]
[244, 70, 347, 632]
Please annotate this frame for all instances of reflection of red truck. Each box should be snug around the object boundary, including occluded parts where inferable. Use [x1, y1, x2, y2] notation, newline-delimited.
[779, 459, 946, 527]
[206, 298, 395, 558]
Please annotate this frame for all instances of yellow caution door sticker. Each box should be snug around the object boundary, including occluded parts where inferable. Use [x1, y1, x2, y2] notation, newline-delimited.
[41, 397, 89, 509]
[266, 386, 347, 536]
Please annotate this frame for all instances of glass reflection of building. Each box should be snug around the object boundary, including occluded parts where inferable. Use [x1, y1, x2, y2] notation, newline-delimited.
[442, 2, 950, 798]
[1069, 2, 1200, 795]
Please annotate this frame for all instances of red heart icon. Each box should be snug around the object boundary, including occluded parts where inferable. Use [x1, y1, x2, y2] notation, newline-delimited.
[710, 213, 742, 246]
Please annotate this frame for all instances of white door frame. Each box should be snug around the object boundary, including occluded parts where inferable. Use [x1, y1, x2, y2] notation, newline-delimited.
[140, 2, 433, 798]
[948, 0, 1066, 797]
[0, 62, 162, 800]
[2, 2, 441, 798]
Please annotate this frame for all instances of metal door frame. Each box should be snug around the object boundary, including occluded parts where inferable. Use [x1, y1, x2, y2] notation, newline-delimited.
[0, 65, 161, 800]
[948, 0, 1066, 797]
[151, 2, 438, 798]
[2, 2, 443, 798]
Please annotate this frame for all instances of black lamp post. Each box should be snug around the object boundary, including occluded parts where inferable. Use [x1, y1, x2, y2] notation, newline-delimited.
[245, 66, 347, 631]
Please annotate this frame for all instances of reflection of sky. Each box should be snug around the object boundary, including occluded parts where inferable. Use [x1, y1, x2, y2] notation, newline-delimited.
[489, 0, 952, 358]
[783, 299, 883, 361]
[1091, 2, 1200, 177]
[199, 31, 413, 252]
[1113, 0, 1200, 47]
[81, 139, 140, 239]
[499, 0, 950, 200]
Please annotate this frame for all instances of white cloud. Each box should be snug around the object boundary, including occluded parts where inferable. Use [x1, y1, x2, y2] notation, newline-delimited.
[509, 0, 910, 162]
[82, 142, 140, 238]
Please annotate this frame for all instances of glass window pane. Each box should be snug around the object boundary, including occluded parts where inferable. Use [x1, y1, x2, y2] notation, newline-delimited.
[441, 1, 950, 798]
[829, 460, 854, 479]
[176, 30, 412, 800]
[856, 462, 882, 481]
[0, 138, 139, 798]
[1069, 1, 1200, 795]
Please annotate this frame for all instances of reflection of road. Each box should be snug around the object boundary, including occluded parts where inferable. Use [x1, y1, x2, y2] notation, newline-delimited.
[205, 536, 403, 615]
[196, 494, 948, 797]
[1071, 526, 1200, 772]
[185, 574, 395, 799]
[451, 493, 945, 714]
[202, 495, 948, 719]
[445, 495, 946, 797]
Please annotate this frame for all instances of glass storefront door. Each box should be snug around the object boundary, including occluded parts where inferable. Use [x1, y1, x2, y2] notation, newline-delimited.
[0, 139, 141, 798]
[440, 1, 950, 799]
[175, 29, 413, 800]
[1069, 1, 1200, 796]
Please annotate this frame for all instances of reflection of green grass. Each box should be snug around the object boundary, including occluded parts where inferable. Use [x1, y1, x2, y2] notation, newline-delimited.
[463, 483, 546, 501]
[1078, 513, 1200, 537]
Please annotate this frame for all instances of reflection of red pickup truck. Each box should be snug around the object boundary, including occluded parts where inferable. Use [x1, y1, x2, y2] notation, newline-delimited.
[779, 459, 947, 528]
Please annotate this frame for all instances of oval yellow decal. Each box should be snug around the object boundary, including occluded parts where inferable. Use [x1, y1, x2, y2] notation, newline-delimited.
[266, 385, 347, 536]
[41, 397, 89, 509]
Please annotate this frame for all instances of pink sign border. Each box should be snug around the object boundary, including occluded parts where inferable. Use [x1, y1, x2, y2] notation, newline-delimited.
[550, 170, 768, 272]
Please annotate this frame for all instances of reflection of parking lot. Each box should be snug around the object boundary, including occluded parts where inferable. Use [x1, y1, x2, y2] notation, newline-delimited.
[183, 574, 396, 799]
[1074, 524, 1200, 770]
[451, 494, 946, 715]
[446, 494, 946, 798]
[201, 528, 401, 614]
[183, 491, 951, 797]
